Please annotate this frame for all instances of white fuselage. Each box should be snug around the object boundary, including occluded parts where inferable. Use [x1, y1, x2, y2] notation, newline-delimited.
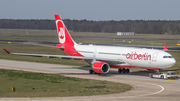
[53, 15, 176, 71]
[74, 44, 176, 69]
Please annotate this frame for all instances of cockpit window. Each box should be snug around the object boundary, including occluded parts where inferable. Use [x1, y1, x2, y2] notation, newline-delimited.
[163, 56, 173, 58]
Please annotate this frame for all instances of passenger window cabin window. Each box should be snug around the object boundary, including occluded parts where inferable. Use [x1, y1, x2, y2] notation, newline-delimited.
[163, 56, 173, 58]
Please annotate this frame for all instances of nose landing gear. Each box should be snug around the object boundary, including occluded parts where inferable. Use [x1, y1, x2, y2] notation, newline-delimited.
[89, 69, 94, 74]
[118, 68, 130, 73]
[155, 69, 162, 74]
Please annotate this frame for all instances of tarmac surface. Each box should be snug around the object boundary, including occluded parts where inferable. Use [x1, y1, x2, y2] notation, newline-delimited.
[0, 59, 180, 101]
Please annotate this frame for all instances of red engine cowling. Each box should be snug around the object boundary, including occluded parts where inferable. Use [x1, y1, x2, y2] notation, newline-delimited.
[93, 62, 110, 74]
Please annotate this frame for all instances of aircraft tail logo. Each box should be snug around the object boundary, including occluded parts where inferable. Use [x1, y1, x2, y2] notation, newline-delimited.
[55, 15, 76, 45]
[58, 22, 65, 43]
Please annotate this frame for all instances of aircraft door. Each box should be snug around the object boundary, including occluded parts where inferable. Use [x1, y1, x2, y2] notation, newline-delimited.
[152, 53, 158, 62]
[93, 49, 97, 58]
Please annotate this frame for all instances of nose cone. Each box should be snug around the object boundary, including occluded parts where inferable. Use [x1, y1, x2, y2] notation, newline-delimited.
[168, 58, 176, 67]
[171, 58, 176, 65]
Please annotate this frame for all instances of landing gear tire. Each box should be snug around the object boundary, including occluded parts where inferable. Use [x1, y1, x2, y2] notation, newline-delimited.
[118, 68, 122, 73]
[126, 69, 130, 73]
[122, 68, 126, 73]
[89, 69, 94, 74]
[118, 68, 130, 73]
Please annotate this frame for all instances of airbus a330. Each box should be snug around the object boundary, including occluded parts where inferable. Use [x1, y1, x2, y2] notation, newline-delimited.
[3, 15, 176, 74]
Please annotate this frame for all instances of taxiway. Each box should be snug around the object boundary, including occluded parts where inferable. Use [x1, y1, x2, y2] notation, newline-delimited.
[0, 59, 180, 101]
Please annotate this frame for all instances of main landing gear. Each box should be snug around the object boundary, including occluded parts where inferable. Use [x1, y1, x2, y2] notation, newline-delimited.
[89, 69, 100, 74]
[118, 68, 130, 73]
[89, 68, 130, 74]
[89, 69, 94, 74]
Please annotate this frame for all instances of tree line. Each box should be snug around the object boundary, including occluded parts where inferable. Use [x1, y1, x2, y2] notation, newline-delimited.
[0, 19, 180, 34]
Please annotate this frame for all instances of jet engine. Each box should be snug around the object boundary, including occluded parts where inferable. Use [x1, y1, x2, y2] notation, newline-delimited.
[93, 62, 110, 74]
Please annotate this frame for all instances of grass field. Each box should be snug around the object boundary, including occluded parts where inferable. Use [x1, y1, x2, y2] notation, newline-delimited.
[0, 69, 131, 97]
[1, 29, 180, 46]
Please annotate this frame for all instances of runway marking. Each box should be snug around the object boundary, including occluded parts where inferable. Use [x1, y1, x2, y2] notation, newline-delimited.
[117, 82, 164, 98]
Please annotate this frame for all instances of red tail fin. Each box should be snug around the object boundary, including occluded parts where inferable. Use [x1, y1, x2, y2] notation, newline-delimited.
[54, 15, 76, 46]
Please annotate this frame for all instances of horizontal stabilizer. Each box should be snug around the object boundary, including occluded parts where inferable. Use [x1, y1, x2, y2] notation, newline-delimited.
[3, 48, 11, 54]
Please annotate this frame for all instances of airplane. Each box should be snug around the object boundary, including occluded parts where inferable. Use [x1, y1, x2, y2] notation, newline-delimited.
[3, 15, 176, 74]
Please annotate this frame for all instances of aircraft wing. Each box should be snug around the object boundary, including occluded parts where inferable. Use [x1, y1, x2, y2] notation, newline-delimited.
[3, 48, 92, 59]
[3, 48, 126, 63]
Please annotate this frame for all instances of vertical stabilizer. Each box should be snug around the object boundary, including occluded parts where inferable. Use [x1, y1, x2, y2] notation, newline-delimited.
[54, 15, 76, 46]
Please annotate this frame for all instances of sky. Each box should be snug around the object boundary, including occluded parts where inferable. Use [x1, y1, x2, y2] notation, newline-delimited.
[0, 0, 180, 21]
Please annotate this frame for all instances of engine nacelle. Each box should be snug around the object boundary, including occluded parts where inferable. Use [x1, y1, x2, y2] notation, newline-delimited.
[93, 62, 110, 74]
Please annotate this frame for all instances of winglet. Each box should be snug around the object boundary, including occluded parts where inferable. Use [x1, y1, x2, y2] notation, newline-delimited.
[3, 48, 11, 54]
[163, 45, 168, 51]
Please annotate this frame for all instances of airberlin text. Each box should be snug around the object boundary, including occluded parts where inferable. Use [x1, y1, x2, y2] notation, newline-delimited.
[126, 52, 151, 60]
